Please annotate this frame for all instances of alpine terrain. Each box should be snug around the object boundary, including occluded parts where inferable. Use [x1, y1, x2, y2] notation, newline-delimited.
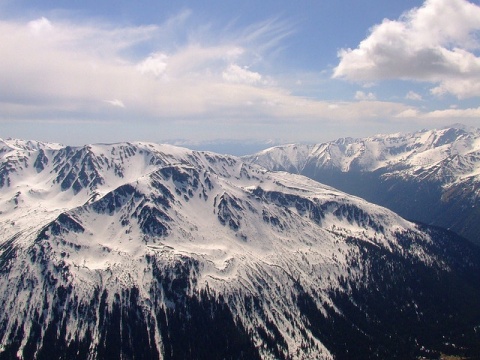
[244, 125, 480, 246]
[0, 138, 479, 359]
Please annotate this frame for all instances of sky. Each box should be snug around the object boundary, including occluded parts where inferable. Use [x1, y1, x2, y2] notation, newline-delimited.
[1, 0, 480, 148]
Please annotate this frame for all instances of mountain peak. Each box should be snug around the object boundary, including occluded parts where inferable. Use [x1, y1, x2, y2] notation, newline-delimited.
[245, 125, 480, 245]
[1, 138, 480, 359]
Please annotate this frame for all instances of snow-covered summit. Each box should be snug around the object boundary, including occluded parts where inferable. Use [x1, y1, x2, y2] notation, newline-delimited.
[1, 139, 479, 359]
[244, 125, 480, 245]
[245, 125, 480, 177]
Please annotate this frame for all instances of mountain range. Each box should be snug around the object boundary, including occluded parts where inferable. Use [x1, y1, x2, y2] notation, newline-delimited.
[0, 136, 479, 359]
[244, 124, 480, 247]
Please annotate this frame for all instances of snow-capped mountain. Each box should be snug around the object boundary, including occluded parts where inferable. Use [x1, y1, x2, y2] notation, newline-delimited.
[244, 125, 480, 246]
[161, 138, 287, 156]
[1, 139, 480, 359]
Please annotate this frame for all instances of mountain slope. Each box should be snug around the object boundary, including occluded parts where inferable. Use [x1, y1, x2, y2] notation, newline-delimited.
[1, 140, 480, 359]
[244, 125, 480, 246]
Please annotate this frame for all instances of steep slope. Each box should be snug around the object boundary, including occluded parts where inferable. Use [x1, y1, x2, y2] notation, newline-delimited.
[0, 140, 480, 359]
[244, 125, 480, 246]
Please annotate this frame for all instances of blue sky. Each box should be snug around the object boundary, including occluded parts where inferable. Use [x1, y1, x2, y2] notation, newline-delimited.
[1, 0, 479, 146]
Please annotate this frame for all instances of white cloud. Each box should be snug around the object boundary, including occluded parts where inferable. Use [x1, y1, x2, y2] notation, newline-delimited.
[396, 105, 480, 119]
[422, 106, 480, 118]
[396, 108, 421, 118]
[137, 53, 168, 77]
[333, 0, 480, 99]
[104, 99, 125, 108]
[405, 91, 423, 101]
[222, 64, 262, 84]
[28, 17, 53, 35]
[0, 14, 414, 129]
[354, 91, 376, 101]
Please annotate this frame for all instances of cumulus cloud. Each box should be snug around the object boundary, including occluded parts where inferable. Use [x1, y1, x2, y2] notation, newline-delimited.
[137, 53, 168, 78]
[396, 109, 421, 118]
[28, 17, 53, 34]
[333, 0, 480, 98]
[0, 16, 264, 121]
[396, 105, 480, 120]
[104, 99, 126, 108]
[422, 106, 480, 118]
[222, 64, 262, 84]
[405, 91, 423, 101]
[354, 91, 376, 101]
[0, 13, 414, 130]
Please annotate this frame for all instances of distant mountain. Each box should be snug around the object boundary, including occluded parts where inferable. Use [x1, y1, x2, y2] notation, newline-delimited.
[244, 125, 480, 246]
[161, 138, 287, 156]
[1, 139, 480, 359]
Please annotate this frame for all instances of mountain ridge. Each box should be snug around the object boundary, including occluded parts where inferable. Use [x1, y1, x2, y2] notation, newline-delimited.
[1, 139, 479, 359]
[244, 125, 480, 245]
